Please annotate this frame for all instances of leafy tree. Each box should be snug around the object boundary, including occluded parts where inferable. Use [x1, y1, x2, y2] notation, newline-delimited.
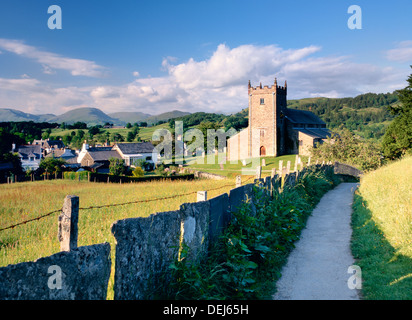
[39, 157, 66, 175]
[109, 157, 126, 175]
[310, 127, 382, 171]
[382, 67, 412, 159]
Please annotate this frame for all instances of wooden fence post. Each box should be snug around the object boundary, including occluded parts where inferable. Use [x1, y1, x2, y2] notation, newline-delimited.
[256, 166, 262, 180]
[236, 175, 242, 188]
[58, 195, 79, 252]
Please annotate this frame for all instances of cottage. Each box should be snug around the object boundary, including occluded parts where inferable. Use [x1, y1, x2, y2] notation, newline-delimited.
[13, 144, 42, 171]
[112, 142, 158, 167]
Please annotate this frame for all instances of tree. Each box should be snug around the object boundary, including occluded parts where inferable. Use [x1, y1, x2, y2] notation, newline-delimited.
[39, 157, 66, 175]
[310, 127, 382, 171]
[109, 157, 126, 176]
[382, 66, 412, 159]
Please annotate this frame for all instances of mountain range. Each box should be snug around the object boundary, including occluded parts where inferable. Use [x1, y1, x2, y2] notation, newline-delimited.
[0, 107, 190, 126]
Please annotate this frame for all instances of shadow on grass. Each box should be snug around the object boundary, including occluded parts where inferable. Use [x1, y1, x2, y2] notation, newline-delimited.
[351, 193, 412, 300]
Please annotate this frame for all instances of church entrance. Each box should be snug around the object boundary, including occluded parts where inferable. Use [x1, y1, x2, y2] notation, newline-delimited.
[260, 146, 266, 156]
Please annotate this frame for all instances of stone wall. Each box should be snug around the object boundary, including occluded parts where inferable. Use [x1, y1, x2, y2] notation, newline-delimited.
[0, 163, 344, 300]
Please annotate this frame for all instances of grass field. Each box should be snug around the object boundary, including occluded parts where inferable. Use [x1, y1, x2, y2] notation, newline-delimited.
[351, 156, 412, 299]
[185, 154, 307, 178]
[0, 177, 246, 299]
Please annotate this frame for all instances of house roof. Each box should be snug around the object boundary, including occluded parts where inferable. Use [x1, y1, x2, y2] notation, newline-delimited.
[88, 150, 122, 162]
[297, 128, 331, 139]
[14, 145, 42, 159]
[284, 109, 326, 125]
[114, 142, 155, 155]
[45, 149, 76, 159]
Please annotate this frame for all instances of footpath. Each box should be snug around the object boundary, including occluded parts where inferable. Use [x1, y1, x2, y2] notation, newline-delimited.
[273, 182, 361, 300]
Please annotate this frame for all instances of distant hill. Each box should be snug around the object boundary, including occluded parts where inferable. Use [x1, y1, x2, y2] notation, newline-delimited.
[0, 108, 55, 122]
[146, 110, 191, 125]
[0, 107, 191, 126]
[47, 107, 115, 126]
[107, 111, 151, 125]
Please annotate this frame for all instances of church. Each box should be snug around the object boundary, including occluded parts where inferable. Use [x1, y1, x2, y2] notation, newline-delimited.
[227, 79, 330, 161]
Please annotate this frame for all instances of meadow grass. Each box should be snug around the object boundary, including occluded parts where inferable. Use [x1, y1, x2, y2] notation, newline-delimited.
[185, 154, 306, 178]
[351, 156, 412, 299]
[0, 177, 244, 299]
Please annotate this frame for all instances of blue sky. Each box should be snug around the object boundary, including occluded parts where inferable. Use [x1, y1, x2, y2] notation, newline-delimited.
[0, 0, 411, 115]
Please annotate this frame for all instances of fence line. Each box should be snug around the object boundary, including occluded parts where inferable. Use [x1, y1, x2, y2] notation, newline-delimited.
[0, 175, 254, 233]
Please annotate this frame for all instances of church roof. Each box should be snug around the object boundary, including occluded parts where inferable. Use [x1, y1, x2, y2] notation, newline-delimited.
[297, 128, 331, 139]
[284, 109, 326, 125]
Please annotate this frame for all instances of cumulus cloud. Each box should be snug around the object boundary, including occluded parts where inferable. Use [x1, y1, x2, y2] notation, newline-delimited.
[0, 42, 409, 116]
[0, 38, 106, 77]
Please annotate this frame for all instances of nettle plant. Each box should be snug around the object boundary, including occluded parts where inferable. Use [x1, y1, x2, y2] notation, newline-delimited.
[164, 167, 340, 300]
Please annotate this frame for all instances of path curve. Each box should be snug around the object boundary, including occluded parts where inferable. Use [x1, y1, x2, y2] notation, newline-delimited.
[273, 182, 360, 300]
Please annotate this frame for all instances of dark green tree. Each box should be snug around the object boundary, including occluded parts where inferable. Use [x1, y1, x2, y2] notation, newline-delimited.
[382, 67, 412, 159]
[109, 157, 126, 176]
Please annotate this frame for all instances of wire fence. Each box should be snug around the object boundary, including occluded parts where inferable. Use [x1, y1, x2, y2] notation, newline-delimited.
[0, 176, 255, 233]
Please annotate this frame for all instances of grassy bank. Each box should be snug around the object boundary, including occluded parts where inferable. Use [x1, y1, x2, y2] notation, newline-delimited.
[161, 166, 341, 299]
[351, 156, 412, 299]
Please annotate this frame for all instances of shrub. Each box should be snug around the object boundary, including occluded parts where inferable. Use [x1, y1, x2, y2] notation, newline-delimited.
[132, 167, 145, 177]
[162, 166, 340, 299]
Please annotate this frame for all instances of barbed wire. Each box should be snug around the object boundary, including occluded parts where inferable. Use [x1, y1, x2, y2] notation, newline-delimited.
[0, 176, 255, 233]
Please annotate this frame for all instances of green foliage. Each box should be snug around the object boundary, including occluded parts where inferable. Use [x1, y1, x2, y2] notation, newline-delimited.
[132, 166, 145, 177]
[63, 171, 89, 181]
[109, 157, 126, 176]
[309, 127, 382, 171]
[382, 67, 412, 159]
[39, 157, 66, 174]
[163, 167, 340, 299]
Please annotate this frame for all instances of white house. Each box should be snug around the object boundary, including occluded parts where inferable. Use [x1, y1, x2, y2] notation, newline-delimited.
[112, 142, 158, 167]
[13, 144, 42, 171]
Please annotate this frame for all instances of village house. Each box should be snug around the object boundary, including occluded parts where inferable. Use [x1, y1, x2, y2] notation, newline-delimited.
[12, 143, 42, 171]
[77, 141, 158, 173]
[227, 79, 330, 160]
[32, 138, 65, 156]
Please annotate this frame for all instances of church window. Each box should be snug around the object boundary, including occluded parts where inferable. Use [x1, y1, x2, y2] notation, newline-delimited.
[260, 98, 265, 105]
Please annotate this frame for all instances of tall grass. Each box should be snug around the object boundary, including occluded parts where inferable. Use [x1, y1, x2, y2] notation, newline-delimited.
[0, 178, 239, 299]
[351, 156, 412, 299]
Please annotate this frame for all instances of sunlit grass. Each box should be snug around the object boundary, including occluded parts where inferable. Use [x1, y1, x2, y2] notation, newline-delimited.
[0, 177, 247, 299]
[351, 156, 412, 299]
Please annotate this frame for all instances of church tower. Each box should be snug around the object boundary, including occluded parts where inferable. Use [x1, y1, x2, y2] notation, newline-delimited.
[247, 79, 287, 157]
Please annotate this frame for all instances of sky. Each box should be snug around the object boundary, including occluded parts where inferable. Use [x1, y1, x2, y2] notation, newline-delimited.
[0, 0, 411, 116]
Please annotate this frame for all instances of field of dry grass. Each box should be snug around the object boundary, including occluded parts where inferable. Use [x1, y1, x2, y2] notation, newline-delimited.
[0, 177, 249, 299]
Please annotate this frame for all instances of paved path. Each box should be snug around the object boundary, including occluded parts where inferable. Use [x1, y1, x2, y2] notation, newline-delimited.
[273, 183, 361, 300]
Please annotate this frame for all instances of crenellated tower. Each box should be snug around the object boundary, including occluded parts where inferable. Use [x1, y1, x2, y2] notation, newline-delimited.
[247, 78, 287, 157]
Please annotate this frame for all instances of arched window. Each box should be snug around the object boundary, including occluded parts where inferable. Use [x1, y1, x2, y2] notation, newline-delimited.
[260, 146, 266, 156]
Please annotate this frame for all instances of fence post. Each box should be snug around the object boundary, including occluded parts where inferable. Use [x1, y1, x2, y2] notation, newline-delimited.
[236, 175, 242, 188]
[286, 161, 291, 174]
[307, 157, 311, 166]
[197, 191, 207, 202]
[58, 195, 79, 252]
[271, 168, 276, 178]
[256, 166, 262, 180]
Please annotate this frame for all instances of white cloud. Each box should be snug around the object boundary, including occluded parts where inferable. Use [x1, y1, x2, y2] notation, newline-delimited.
[0, 42, 408, 116]
[385, 41, 412, 63]
[0, 38, 106, 77]
[132, 71, 140, 77]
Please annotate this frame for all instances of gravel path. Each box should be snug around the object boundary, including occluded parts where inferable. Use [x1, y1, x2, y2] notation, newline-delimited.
[273, 182, 361, 300]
